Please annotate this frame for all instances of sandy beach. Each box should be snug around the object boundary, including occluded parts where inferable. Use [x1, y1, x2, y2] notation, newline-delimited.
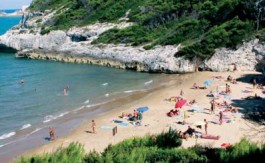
[23, 71, 265, 159]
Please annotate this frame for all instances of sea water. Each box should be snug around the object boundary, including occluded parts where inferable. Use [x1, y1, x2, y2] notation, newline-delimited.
[0, 15, 162, 161]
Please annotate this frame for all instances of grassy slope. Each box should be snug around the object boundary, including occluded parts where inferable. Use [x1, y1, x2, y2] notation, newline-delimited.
[29, 0, 264, 59]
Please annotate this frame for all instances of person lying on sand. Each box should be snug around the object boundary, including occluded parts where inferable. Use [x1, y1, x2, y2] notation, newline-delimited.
[165, 96, 181, 102]
[212, 76, 223, 79]
[183, 126, 195, 140]
[182, 126, 201, 140]
[199, 86, 207, 89]
[120, 112, 132, 119]
[227, 75, 233, 82]
[232, 79, 237, 84]
[192, 83, 200, 89]
[189, 99, 196, 105]
[168, 109, 179, 117]
[224, 106, 238, 113]
[207, 91, 214, 97]
[217, 101, 231, 108]
[257, 84, 264, 89]
[177, 131, 185, 139]
[244, 93, 262, 100]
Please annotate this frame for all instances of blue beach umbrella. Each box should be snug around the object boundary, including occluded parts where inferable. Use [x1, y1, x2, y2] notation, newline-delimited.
[137, 106, 149, 113]
[203, 80, 213, 86]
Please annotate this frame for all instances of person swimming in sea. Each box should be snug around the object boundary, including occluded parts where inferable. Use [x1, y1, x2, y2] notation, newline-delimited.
[19, 79, 25, 84]
[63, 85, 69, 95]
[63, 88, 67, 95]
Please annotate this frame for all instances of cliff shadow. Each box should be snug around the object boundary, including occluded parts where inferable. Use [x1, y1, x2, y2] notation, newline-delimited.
[235, 73, 265, 86]
[0, 44, 17, 53]
[231, 98, 265, 125]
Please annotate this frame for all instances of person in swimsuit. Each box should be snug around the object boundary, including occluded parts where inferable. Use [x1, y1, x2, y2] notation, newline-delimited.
[219, 111, 223, 125]
[92, 120, 96, 134]
[204, 119, 208, 135]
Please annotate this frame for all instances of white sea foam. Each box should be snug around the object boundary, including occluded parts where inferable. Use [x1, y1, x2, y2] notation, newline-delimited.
[145, 80, 153, 85]
[58, 112, 69, 118]
[86, 101, 109, 108]
[0, 140, 16, 148]
[74, 106, 85, 112]
[105, 93, 109, 97]
[28, 128, 42, 135]
[43, 111, 69, 123]
[84, 99, 90, 104]
[101, 83, 108, 86]
[43, 115, 54, 123]
[20, 124, 31, 130]
[124, 90, 138, 93]
[0, 132, 16, 140]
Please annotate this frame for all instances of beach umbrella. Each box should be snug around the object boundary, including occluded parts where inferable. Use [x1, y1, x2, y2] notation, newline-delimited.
[175, 99, 186, 108]
[137, 106, 149, 113]
[203, 80, 213, 86]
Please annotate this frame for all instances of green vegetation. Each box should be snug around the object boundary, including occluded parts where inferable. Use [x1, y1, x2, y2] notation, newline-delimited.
[29, 0, 265, 59]
[17, 128, 265, 163]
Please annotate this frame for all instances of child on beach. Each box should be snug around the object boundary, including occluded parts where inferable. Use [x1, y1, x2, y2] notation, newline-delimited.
[92, 120, 96, 134]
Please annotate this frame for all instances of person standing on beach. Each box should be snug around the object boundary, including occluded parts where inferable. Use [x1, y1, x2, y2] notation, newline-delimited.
[253, 78, 257, 89]
[204, 119, 208, 135]
[219, 111, 223, 125]
[233, 64, 237, 71]
[49, 127, 55, 140]
[92, 120, 96, 134]
[180, 89, 184, 96]
[210, 99, 215, 114]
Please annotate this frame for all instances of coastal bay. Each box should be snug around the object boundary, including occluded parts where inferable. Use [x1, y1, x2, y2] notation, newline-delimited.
[1, 0, 265, 162]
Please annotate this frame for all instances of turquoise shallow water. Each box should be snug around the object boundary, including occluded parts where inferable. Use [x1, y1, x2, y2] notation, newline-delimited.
[0, 15, 21, 35]
[0, 16, 161, 160]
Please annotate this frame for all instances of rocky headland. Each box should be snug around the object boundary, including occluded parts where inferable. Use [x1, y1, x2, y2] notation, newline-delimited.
[0, 11, 265, 73]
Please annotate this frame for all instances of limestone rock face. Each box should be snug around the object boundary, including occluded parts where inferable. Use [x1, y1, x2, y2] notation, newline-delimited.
[0, 11, 264, 73]
[204, 40, 263, 72]
[0, 30, 68, 51]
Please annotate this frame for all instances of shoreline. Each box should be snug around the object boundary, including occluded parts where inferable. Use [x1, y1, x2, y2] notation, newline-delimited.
[0, 71, 171, 162]
[19, 71, 265, 161]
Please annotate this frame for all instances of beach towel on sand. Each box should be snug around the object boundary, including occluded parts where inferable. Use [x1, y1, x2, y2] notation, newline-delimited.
[175, 100, 186, 108]
[242, 90, 253, 93]
[201, 135, 220, 140]
[100, 126, 114, 130]
[137, 106, 149, 113]
[221, 143, 232, 149]
[113, 120, 129, 126]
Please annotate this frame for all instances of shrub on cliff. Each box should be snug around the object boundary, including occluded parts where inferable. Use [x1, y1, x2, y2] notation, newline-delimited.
[28, 0, 265, 59]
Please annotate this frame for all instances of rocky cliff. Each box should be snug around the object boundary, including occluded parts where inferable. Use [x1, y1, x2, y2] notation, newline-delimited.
[0, 11, 264, 73]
